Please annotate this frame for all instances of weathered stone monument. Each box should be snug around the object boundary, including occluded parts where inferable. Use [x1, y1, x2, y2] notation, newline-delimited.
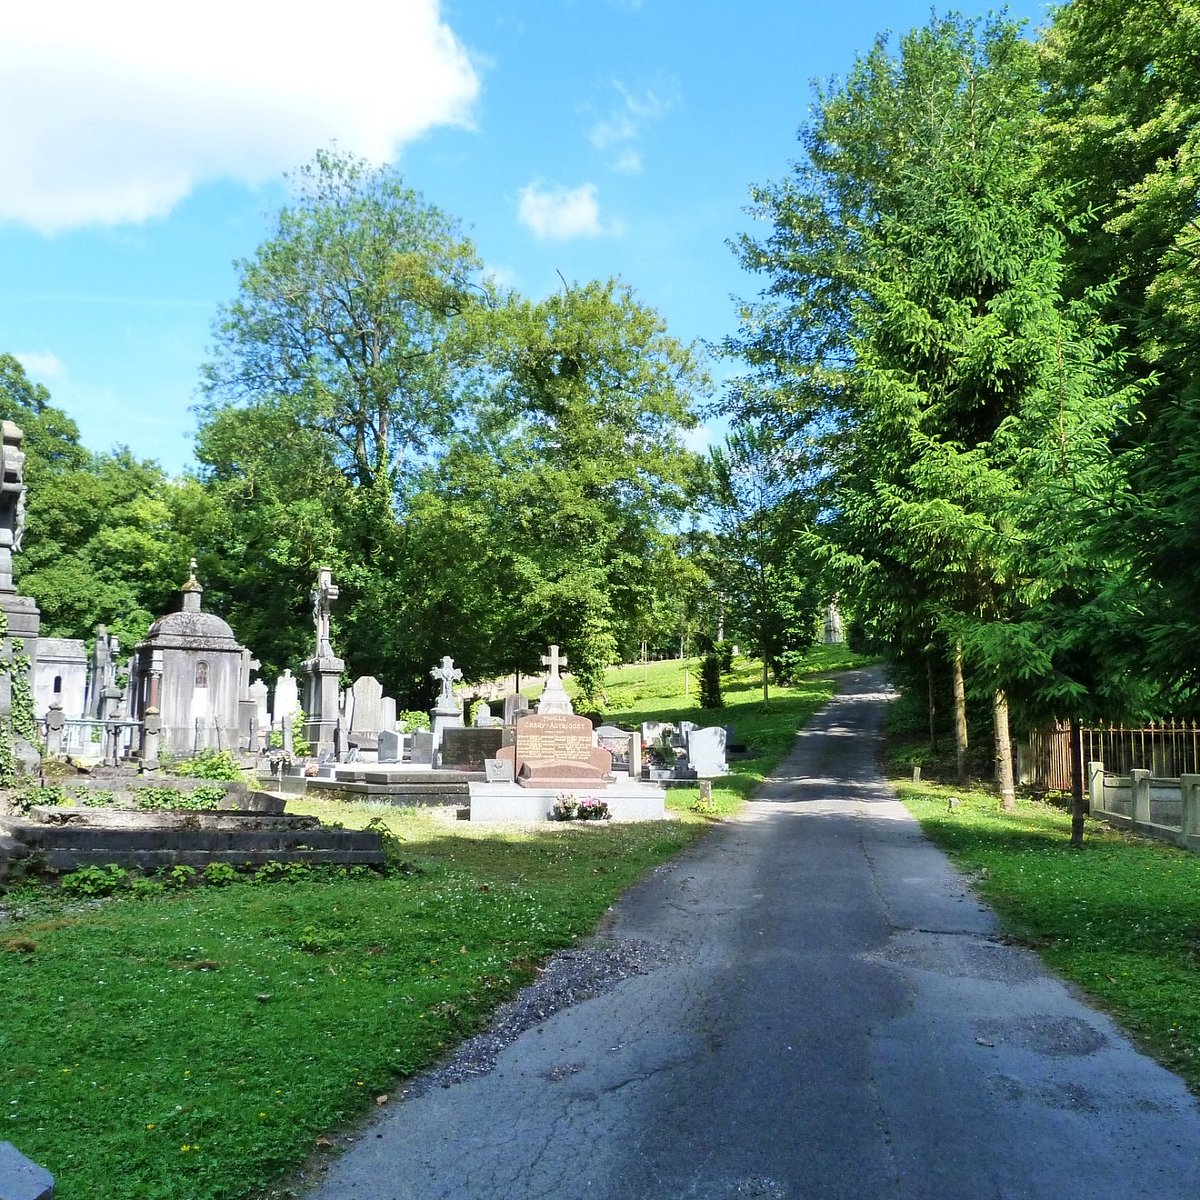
[302, 567, 344, 759]
[430, 655, 464, 762]
[33, 637, 87, 723]
[130, 561, 247, 755]
[824, 599, 843, 644]
[0, 422, 41, 771]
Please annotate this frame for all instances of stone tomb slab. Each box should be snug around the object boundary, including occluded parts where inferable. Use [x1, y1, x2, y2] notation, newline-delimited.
[495, 712, 612, 790]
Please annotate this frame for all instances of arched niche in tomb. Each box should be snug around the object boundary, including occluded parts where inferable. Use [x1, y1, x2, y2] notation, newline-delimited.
[130, 560, 249, 756]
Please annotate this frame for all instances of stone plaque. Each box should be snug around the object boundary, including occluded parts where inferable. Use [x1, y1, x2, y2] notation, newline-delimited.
[440, 726, 504, 771]
[511, 713, 593, 762]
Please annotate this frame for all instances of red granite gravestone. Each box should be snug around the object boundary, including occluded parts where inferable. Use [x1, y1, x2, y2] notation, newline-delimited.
[493, 712, 612, 789]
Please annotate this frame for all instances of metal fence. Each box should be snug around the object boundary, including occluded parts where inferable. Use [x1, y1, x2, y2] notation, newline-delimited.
[1026, 721, 1200, 793]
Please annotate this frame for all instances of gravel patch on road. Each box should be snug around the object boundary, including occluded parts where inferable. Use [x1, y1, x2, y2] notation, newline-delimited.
[402, 937, 672, 1097]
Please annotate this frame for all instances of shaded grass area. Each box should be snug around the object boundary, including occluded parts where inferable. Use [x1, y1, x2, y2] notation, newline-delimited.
[0, 645, 871, 1199]
[896, 779, 1200, 1093]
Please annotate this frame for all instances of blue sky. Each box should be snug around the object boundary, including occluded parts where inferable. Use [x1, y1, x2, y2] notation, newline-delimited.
[3, 0, 1052, 476]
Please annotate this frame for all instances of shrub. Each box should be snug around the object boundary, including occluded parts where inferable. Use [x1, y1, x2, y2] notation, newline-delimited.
[60, 864, 129, 898]
[397, 709, 431, 732]
[699, 653, 724, 709]
[202, 862, 240, 887]
[170, 749, 243, 781]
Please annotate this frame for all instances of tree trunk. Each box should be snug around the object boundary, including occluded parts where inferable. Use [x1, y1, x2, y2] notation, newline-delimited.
[926, 655, 938, 752]
[993, 689, 1016, 811]
[761, 656, 771, 710]
[1069, 716, 1086, 848]
[952, 641, 968, 783]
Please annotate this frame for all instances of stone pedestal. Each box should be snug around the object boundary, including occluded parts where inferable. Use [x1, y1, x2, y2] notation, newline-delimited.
[302, 654, 344, 760]
[431, 700, 465, 766]
[0, 590, 41, 773]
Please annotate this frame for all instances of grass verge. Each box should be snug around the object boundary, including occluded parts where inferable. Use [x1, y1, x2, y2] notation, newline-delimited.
[0, 645, 869, 1200]
[896, 778, 1200, 1094]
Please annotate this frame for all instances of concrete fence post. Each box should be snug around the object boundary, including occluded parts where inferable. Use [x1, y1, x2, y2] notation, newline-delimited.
[1088, 761, 1105, 814]
[1131, 768, 1152, 826]
[1181, 774, 1200, 843]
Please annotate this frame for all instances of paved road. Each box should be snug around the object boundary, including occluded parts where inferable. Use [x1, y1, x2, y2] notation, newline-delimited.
[307, 668, 1200, 1199]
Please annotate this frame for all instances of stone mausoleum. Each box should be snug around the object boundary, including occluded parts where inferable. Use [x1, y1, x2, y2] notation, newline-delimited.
[130, 562, 247, 755]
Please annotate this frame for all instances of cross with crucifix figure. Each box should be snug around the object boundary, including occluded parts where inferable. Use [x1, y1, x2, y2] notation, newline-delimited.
[311, 566, 339, 658]
[431, 655, 462, 705]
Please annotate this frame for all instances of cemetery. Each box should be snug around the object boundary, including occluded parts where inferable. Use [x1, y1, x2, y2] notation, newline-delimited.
[0, 422, 738, 887]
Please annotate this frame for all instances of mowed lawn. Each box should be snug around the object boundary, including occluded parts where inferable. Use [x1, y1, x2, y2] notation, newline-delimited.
[895, 771, 1200, 1096]
[0, 646, 864, 1200]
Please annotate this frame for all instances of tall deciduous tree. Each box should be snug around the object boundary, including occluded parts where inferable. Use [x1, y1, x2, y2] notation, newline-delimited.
[398, 280, 707, 705]
[200, 148, 488, 495]
[194, 150, 491, 685]
[707, 423, 821, 707]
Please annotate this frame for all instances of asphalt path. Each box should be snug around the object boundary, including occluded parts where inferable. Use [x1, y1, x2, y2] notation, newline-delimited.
[306, 667, 1200, 1199]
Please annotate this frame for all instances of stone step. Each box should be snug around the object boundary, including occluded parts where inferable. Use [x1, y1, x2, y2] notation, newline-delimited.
[39, 846, 385, 871]
[0, 818, 378, 854]
[22, 806, 317, 831]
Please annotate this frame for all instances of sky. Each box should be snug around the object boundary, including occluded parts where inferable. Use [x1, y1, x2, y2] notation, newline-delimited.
[3, 0, 1053, 477]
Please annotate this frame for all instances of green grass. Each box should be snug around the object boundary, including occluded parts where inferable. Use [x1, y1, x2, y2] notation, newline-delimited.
[0, 644, 870, 1200]
[896, 778, 1200, 1093]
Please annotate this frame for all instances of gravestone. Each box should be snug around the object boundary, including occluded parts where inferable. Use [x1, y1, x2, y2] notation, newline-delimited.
[495, 712, 612, 789]
[687, 726, 728, 777]
[474, 701, 500, 727]
[250, 679, 270, 732]
[377, 729, 400, 763]
[350, 675, 384, 735]
[410, 729, 434, 765]
[642, 720, 665, 746]
[596, 724, 631, 763]
[380, 696, 397, 733]
[503, 692, 530, 725]
[274, 669, 299, 724]
[302, 566, 344, 758]
[440, 726, 504, 771]
[485, 756, 514, 782]
[430, 655, 465, 759]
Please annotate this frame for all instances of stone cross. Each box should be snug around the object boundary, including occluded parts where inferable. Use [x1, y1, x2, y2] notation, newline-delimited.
[240, 648, 260, 700]
[311, 567, 339, 658]
[536, 643, 574, 715]
[541, 644, 567, 681]
[431, 655, 462, 704]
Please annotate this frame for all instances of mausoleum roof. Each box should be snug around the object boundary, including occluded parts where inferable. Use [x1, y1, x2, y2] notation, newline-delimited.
[141, 609, 241, 651]
[139, 560, 242, 651]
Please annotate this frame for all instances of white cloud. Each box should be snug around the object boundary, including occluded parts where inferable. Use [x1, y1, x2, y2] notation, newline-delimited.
[0, 1, 480, 233]
[517, 182, 611, 241]
[612, 148, 642, 174]
[587, 81, 677, 172]
[14, 352, 66, 381]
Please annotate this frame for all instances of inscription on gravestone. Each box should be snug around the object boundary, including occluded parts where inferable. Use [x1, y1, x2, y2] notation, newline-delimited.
[496, 712, 613, 789]
[440, 727, 504, 771]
